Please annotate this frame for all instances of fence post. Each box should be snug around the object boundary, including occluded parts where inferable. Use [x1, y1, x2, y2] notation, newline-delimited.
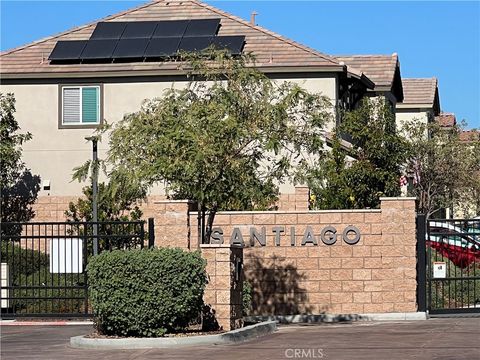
[148, 218, 155, 248]
[416, 214, 427, 313]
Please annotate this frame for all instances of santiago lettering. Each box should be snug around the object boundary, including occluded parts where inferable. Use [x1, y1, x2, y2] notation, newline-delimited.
[210, 225, 361, 246]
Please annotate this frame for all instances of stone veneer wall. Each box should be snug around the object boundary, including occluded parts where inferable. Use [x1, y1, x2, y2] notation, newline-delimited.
[190, 198, 418, 315]
[28, 194, 418, 316]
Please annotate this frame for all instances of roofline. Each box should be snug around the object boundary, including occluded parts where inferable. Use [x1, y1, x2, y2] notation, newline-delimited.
[192, 0, 340, 66]
[358, 73, 375, 89]
[1, 0, 341, 68]
[0, 65, 346, 80]
[402, 77, 438, 82]
[0, 1, 156, 56]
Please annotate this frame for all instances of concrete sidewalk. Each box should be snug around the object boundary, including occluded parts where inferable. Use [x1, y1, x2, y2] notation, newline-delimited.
[1, 318, 479, 359]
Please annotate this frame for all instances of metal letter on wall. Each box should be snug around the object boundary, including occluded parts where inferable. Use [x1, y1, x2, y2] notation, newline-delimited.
[342, 225, 361, 245]
[211, 227, 224, 244]
[301, 226, 318, 246]
[250, 227, 266, 247]
[230, 227, 245, 246]
[272, 226, 285, 246]
[321, 226, 337, 245]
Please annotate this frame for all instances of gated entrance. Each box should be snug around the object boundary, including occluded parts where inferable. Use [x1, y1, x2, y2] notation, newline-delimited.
[0, 220, 153, 319]
[420, 217, 480, 315]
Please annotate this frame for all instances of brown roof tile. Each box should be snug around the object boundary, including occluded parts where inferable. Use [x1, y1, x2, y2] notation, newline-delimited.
[1, 0, 344, 77]
[334, 54, 399, 88]
[435, 113, 456, 127]
[401, 78, 438, 105]
[459, 130, 480, 143]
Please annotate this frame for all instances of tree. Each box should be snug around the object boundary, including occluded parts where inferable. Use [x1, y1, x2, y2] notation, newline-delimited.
[0, 93, 40, 237]
[65, 182, 144, 223]
[106, 51, 332, 242]
[66, 135, 147, 223]
[403, 121, 480, 218]
[308, 97, 408, 209]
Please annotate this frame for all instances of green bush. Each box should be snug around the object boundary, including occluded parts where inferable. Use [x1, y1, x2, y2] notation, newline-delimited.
[0, 243, 49, 283]
[13, 269, 86, 314]
[1, 243, 86, 314]
[87, 248, 207, 337]
[242, 280, 252, 316]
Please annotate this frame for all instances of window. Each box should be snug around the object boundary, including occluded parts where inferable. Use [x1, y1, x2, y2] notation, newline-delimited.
[60, 85, 101, 127]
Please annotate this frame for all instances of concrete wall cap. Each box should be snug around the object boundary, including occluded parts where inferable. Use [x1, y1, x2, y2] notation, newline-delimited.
[379, 197, 416, 201]
[153, 200, 195, 204]
[189, 209, 381, 216]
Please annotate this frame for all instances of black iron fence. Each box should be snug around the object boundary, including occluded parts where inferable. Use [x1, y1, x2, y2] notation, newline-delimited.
[424, 218, 480, 314]
[0, 219, 153, 319]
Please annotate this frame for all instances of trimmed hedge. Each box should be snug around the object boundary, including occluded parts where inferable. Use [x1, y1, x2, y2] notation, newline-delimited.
[87, 248, 207, 337]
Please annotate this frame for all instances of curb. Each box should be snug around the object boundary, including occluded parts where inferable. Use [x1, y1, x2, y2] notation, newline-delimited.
[245, 312, 427, 324]
[1, 321, 94, 326]
[70, 320, 277, 349]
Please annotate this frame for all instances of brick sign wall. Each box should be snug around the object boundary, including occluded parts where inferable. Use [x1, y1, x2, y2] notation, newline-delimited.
[30, 194, 419, 316]
[190, 198, 418, 315]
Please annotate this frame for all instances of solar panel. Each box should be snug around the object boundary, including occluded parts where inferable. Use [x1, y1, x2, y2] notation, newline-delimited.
[212, 36, 245, 55]
[144, 37, 182, 57]
[183, 19, 220, 37]
[122, 22, 158, 39]
[90, 22, 126, 40]
[49, 40, 88, 60]
[113, 39, 149, 59]
[178, 36, 213, 52]
[152, 20, 189, 38]
[80, 40, 118, 60]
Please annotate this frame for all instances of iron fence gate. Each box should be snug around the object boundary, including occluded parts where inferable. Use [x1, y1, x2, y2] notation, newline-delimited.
[0, 220, 153, 319]
[421, 217, 480, 315]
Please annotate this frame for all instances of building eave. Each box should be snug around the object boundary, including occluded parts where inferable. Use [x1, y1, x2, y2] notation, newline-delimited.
[0, 64, 347, 81]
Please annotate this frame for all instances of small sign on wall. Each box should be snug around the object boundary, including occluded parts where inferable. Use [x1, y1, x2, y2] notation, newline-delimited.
[49, 238, 83, 273]
[433, 262, 447, 279]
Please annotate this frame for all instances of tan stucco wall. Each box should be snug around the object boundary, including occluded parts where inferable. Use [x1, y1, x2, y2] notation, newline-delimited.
[1, 76, 336, 197]
[396, 109, 432, 132]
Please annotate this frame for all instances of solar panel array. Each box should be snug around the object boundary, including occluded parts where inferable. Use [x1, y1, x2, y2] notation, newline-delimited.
[49, 19, 245, 63]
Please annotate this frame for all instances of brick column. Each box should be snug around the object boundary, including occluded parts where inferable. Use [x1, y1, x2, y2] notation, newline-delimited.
[294, 185, 310, 211]
[201, 244, 244, 331]
[141, 199, 194, 249]
[379, 197, 418, 313]
[277, 185, 310, 211]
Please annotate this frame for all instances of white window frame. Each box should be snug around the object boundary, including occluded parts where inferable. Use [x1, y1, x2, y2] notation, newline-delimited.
[61, 85, 101, 126]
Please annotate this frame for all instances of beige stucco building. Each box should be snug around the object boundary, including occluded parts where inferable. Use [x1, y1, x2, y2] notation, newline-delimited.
[396, 77, 440, 131]
[335, 54, 404, 108]
[1, 0, 376, 203]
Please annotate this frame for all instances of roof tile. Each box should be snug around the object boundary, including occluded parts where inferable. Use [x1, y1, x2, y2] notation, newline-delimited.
[435, 113, 456, 127]
[334, 54, 399, 88]
[1, 0, 342, 77]
[401, 78, 438, 105]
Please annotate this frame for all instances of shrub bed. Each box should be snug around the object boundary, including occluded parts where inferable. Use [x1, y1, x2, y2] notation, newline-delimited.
[87, 248, 207, 337]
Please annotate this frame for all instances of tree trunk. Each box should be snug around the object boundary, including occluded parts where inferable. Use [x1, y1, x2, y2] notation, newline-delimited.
[197, 205, 203, 246]
[201, 205, 207, 244]
[205, 203, 218, 244]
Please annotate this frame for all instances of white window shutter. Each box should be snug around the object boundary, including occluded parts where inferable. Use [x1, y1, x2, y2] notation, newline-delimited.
[63, 88, 81, 123]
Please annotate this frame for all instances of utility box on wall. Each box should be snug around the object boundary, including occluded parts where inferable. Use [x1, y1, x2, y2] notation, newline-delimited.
[49, 238, 83, 273]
